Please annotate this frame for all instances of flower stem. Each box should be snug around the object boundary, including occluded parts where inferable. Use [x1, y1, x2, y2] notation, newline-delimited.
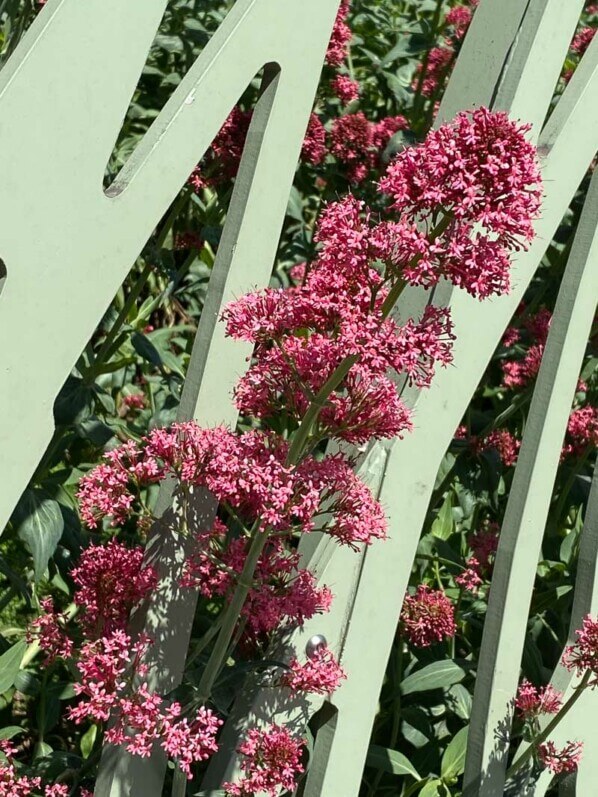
[506, 670, 591, 780]
[195, 526, 267, 706]
[285, 354, 358, 466]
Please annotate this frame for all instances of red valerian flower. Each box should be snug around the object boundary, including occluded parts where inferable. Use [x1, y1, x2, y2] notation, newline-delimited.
[281, 647, 346, 695]
[301, 113, 327, 166]
[562, 405, 598, 459]
[413, 46, 454, 97]
[379, 107, 542, 299]
[71, 539, 158, 638]
[224, 725, 305, 797]
[331, 74, 360, 104]
[325, 0, 352, 67]
[514, 680, 563, 718]
[26, 598, 73, 664]
[181, 532, 333, 641]
[563, 614, 598, 679]
[400, 585, 456, 647]
[538, 740, 583, 775]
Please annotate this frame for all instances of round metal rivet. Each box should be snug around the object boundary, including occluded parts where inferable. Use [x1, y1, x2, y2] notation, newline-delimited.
[305, 634, 327, 659]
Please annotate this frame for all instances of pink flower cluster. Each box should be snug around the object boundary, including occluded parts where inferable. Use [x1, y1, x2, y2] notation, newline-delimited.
[26, 598, 73, 664]
[188, 107, 252, 191]
[224, 725, 305, 797]
[67, 632, 221, 779]
[468, 522, 500, 572]
[538, 740, 583, 775]
[412, 3, 476, 99]
[563, 614, 598, 679]
[474, 429, 520, 467]
[413, 46, 454, 98]
[181, 528, 332, 642]
[455, 559, 483, 593]
[79, 426, 386, 547]
[562, 405, 598, 459]
[331, 74, 360, 105]
[514, 680, 563, 719]
[456, 522, 501, 592]
[329, 112, 408, 182]
[223, 195, 454, 445]
[501, 307, 551, 389]
[400, 585, 456, 648]
[302, 114, 328, 166]
[122, 392, 146, 411]
[280, 647, 346, 695]
[325, 0, 352, 67]
[379, 107, 542, 298]
[71, 540, 158, 637]
[0, 742, 70, 796]
[27, 543, 219, 779]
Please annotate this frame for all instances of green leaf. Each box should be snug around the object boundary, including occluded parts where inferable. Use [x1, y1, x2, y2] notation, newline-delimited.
[0, 726, 25, 741]
[447, 684, 472, 720]
[286, 186, 304, 222]
[0, 639, 26, 693]
[33, 741, 53, 759]
[14, 491, 64, 581]
[366, 744, 420, 780]
[131, 331, 163, 367]
[431, 495, 454, 540]
[80, 724, 98, 759]
[441, 726, 469, 781]
[53, 375, 94, 425]
[420, 779, 449, 797]
[13, 670, 40, 696]
[401, 661, 466, 696]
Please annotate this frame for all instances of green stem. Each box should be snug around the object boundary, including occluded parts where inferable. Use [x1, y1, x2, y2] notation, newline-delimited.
[171, 529, 269, 794]
[285, 355, 358, 466]
[171, 766, 188, 797]
[195, 527, 268, 704]
[84, 262, 152, 380]
[506, 670, 592, 780]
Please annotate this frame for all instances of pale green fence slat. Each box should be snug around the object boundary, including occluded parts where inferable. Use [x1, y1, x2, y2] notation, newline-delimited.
[520, 460, 598, 796]
[89, 1, 343, 795]
[462, 160, 598, 797]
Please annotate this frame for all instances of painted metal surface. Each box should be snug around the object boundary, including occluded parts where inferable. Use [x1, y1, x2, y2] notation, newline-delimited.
[1, 1, 597, 796]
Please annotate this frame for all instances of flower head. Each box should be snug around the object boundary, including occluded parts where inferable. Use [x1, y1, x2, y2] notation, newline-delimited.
[280, 647, 346, 695]
[538, 740, 583, 774]
[563, 615, 598, 677]
[514, 680, 563, 718]
[71, 540, 157, 638]
[331, 74, 360, 104]
[224, 724, 305, 797]
[302, 114, 327, 166]
[379, 107, 542, 298]
[400, 585, 456, 647]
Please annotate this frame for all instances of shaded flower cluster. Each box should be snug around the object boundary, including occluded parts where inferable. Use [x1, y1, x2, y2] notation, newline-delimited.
[224, 725, 305, 797]
[538, 741, 583, 775]
[501, 307, 551, 389]
[400, 585, 456, 648]
[223, 194, 455, 445]
[181, 527, 333, 643]
[68, 632, 222, 779]
[71, 540, 158, 637]
[563, 614, 598, 680]
[280, 647, 346, 695]
[514, 680, 563, 719]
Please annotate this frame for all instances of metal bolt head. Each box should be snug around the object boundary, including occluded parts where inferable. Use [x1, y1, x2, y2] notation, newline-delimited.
[305, 634, 328, 660]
